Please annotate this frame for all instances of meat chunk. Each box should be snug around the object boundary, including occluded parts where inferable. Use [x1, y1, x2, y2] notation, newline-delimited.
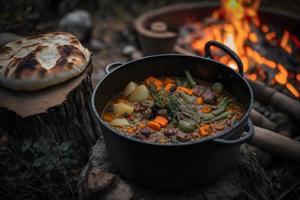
[176, 131, 192, 142]
[202, 89, 216, 104]
[139, 127, 153, 137]
[163, 128, 177, 137]
[193, 85, 206, 96]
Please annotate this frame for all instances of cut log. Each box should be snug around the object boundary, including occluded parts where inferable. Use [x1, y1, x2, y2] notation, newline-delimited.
[249, 126, 300, 162]
[0, 64, 101, 159]
[78, 139, 275, 200]
[250, 109, 277, 131]
[249, 80, 300, 123]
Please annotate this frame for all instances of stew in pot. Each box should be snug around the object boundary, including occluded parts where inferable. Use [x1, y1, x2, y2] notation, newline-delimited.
[101, 71, 245, 144]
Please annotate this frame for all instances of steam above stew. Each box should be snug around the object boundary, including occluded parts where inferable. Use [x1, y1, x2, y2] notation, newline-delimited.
[101, 71, 245, 144]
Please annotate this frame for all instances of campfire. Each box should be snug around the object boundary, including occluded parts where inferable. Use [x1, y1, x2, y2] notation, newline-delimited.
[177, 0, 300, 98]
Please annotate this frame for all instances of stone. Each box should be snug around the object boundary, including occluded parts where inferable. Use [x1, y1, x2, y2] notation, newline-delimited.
[87, 168, 116, 193]
[122, 45, 136, 56]
[131, 51, 143, 60]
[59, 10, 92, 41]
[81, 167, 133, 200]
[90, 38, 104, 50]
[0, 32, 21, 47]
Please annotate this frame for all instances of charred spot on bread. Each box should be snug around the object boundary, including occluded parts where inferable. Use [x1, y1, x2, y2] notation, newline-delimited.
[14, 53, 41, 79]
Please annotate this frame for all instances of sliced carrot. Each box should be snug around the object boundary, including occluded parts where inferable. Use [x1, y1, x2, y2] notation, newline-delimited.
[154, 115, 168, 127]
[137, 122, 146, 129]
[165, 83, 176, 91]
[102, 112, 115, 122]
[201, 105, 212, 113]
[127, 127, 136, 134]
[164, 78, 175, 86]
[144, 76, 163, 89]
[147, 121, 161, 131]
[176, 86, 193, 95]
[199, 124, 212, 136]
[195, 97, 204, 105]
[122, 126, 136, 135]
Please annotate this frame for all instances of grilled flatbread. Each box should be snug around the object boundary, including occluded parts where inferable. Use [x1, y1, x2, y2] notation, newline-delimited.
[0, 32, 91, 91]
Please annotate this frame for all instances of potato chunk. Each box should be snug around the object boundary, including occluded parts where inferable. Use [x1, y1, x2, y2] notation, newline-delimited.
[128, 84, 149, 102]
[110, 118, 130, 127]
[123, 81, 137, 97]
[112, 102, 134, 117]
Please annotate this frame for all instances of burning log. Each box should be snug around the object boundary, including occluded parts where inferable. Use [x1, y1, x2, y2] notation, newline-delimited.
[78, 139, 275, 200]
[249, 126, 300, 162]
[249, 80, 300, 123]
[250, 109, 277, 131]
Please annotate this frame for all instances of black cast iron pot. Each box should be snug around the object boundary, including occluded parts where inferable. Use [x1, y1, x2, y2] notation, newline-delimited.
[92, 40, 254, 189]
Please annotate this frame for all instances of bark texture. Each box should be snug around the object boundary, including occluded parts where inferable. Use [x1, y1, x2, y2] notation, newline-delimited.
[78, 138, 275, 200]
[0, 64, 101, 159]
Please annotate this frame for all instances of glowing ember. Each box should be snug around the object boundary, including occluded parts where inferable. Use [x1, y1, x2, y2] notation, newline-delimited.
[187, 0, 300, 98]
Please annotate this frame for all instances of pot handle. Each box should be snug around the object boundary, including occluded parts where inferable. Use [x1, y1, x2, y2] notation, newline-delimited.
[204, 40, 244, 76]
[105, 62, 124, 74]
[212, 120, 254, 145]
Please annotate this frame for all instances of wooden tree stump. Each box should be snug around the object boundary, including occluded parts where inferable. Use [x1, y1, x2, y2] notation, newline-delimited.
[78, 138, 275, 200]
[0, 64, 101, 158]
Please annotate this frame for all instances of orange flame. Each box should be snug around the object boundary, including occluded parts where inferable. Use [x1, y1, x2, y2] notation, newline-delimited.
[190, 0, 299, 98]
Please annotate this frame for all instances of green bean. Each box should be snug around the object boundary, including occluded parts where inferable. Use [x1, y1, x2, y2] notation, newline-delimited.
[212, 97, 233, 116]
[198, 112, 214, 120]
[212, 111, 233, 121]
[185, 70, 196, 87]
[179, 92, 196, 102]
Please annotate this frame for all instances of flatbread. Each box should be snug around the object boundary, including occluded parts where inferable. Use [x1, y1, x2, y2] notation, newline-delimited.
[0, 32, 91, 91]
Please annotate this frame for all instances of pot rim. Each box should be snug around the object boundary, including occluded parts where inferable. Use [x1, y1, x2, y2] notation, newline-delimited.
[92, 54, 253, 147]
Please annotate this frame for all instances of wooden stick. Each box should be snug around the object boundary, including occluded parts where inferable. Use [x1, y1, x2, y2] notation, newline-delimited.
[249, 126, 300, 162]
[250, 109, 277, 131]
[249, 80, 300, 123]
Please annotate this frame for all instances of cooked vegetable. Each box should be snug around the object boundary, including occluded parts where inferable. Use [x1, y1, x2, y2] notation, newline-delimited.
[176, 86, 193, 95]
[123, 81, 137, 97]
[145, 76, 163, 89]
[154, 116, 169, 127]
[165, 83, 176, 91]
[110, 118, 130, 127]
[195, 97, 204, 105]
[102, 112, 115, 122]
[128, 84, 149, 102]
[164, 78, 175, 86]
[212, 82, 223, 94]
[212, 98, 233, 116]
[112, 102, 134, 117]
[201, 105, 212, 113]
[179, 92, 196, 102]
[178, 120, 197, 133]
[212, 111, 233, 121]
[102, 75, 244, 144]
[147, 121, 161, 131]
[199, 124, 212, 136]
[184, 70, 196, 87]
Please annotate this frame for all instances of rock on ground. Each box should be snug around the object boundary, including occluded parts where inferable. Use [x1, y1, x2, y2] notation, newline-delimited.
[59, 10, 92, 41]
